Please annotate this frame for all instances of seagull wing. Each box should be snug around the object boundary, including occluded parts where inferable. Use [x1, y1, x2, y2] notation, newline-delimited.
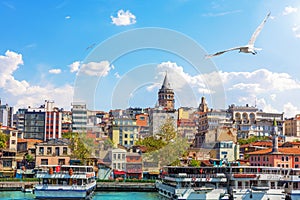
[248, 12, 271, 46]
[206, 46, 243, 58]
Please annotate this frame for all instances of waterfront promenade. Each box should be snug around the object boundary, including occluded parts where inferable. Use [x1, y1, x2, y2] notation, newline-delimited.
[0, 181, 156, 192]
[0, 181, 37, 191]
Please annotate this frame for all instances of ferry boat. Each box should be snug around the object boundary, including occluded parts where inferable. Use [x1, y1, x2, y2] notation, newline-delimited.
[156, 166, 229, 199]
[157, 165, 287, 200]
[282, 168, 300, 200]
[34, 165, 96, 199]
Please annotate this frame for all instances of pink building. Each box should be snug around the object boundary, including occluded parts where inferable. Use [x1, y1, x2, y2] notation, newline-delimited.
[249, 148, 300, 168]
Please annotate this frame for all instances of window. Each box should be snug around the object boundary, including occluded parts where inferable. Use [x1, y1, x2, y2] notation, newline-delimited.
[286, 164, 289, 168]
[12, 132, 16, 137]
[122, 154, 125, 159]
[41, 159, 48, 165]
[296, 164, 299, 168]
[58, 159, 65, 165]
[286, 156, 289, 161]
[11, 140, 16, 145]
[47, 147, 52, 155]
[39, 147, 44, 155]
[118, 154, 121, 159]
[3, 160, 12, 167]
[63, 147, 68, 155]
[55, 147, 60, 156]
[296, 157, 299, 162]
[113, 154, 116, 160]
[125, 134, 128, 138]
[282, 156, 284, 161]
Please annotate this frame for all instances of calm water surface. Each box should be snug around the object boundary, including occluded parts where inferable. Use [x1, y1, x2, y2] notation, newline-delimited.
[0, 191, 160, 200]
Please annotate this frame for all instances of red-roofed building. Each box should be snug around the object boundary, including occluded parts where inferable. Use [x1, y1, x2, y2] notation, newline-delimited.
[248, 148, 300, 168]
[240, 141, 283, 158]
[282, 141, 300, 148]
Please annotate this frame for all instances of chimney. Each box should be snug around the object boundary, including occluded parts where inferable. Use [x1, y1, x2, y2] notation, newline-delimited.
[272, 119, 279, 153]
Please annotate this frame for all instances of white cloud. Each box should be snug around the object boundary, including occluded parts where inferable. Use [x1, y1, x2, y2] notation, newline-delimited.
[49, 68, 62, 74]
[202, 10, 242, 17]
[283, 6, 298, 15]
[292, 25, 300, 38]
[283, 102, 300, 118]
[220, 69, 300, 92]
[69, 61, 81, 73]
[65, 15, 71, 19]
[0, 50, 73, 110]
[80, 60, 112, 77]
[0, 50, 24, 88]
[111, 10, 136, 26]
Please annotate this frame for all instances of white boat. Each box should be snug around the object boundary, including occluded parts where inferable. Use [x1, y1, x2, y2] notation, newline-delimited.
[34, 165, 96, 199]
[283, 168, 300, 200]
[157, 165, 287, 200]
[156, 167, 228, 200]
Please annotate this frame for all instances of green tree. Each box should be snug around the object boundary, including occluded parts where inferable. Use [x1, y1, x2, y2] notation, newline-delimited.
[189, 159, 200, 167]
[170, 158, 181, 166]
[145, 136, 189, 167]
[25, 154, 34, 162]
[135, 136, 166, 152]
[103, 138, 114, 149]
[63, 132, 95, 164]
[0, 131, 9, 149]
[156, 117, 177, 142]
[238, 136, 269, 145]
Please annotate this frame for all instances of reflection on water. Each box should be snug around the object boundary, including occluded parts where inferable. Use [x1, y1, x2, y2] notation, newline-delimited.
[0, 191, 159, 200]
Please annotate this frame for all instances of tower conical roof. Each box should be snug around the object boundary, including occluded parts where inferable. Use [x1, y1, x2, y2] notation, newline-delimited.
[161, 72, 171, 90]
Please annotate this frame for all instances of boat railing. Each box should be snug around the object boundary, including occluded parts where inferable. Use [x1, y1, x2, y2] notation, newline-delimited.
[36, 170, 91, 176]
[166, 173, 225, 179]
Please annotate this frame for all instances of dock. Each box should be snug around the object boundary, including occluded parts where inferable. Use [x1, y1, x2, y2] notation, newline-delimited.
[0, 181, 156, 192]
[0, 182, 37, 191]
[96, 182, 156, 192]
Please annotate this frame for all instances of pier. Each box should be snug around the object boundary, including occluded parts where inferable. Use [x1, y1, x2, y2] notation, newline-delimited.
[0, 182, 37, 191]
[96, 182, 156, 192]
[0, 181, 156, 192]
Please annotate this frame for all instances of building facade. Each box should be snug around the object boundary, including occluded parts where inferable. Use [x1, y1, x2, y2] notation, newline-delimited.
[35, 139, 71, 166]
[24, 107, 45, 140]
[71, 102, 87, 133]
[284, 114, 300, 137]
[0, 102, 14, 127]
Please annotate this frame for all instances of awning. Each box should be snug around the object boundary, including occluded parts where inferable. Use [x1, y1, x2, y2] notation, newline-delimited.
[113, 170, 126, 175]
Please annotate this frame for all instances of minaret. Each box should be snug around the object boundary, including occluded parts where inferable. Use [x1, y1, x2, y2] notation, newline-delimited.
[158, 72, 174, 110]
[272, 118, 279, 153]
[198, 96, 208, 112]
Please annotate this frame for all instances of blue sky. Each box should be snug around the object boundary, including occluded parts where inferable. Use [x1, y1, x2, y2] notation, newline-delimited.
[1, 0, 300, 117]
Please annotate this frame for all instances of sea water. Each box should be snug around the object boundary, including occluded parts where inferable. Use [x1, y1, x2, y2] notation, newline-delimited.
[0, 191, 160, 200]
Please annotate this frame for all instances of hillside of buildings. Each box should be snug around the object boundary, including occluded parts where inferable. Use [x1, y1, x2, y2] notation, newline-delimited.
[1, 74, 300, 179]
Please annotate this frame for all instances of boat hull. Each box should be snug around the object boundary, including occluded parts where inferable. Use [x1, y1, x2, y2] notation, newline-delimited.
[34, 182, 96, 199]
[233, 189, 285, 200]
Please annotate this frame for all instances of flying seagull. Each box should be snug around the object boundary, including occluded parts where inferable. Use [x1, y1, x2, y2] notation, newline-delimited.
[206, 12, 271, 58]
